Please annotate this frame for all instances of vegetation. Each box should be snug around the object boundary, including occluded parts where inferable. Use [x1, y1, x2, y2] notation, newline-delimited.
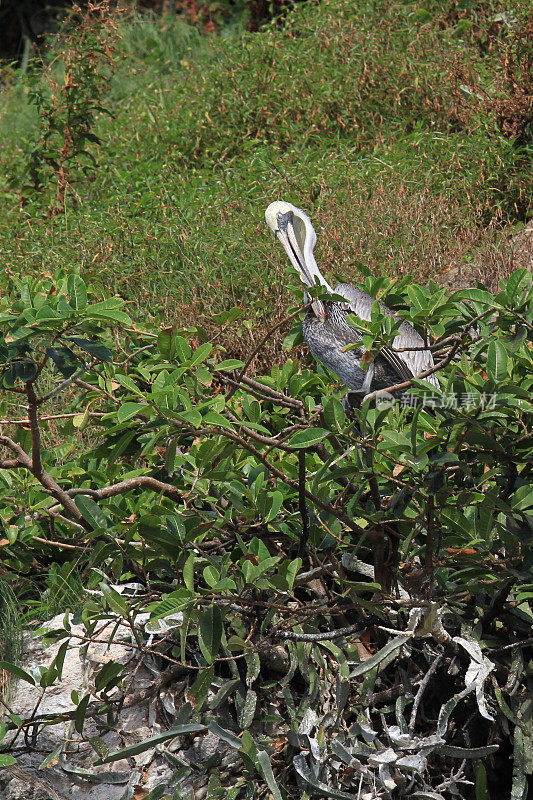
[0, 266, 532, 797]
[0, 0, 531, 343]
[0, 0, 532, 798]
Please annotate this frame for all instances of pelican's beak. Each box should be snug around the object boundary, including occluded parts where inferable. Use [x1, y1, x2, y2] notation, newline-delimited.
[276, 211, 326, 321]
[310, 298, 326, 320]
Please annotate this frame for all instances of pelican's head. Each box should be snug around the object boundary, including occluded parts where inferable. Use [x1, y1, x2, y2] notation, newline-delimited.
[265, 201, 329, 320]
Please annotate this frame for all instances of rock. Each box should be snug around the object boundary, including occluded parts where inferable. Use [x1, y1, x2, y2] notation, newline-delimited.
[0, 613, 187, 799]
[259, 644, 290, 674]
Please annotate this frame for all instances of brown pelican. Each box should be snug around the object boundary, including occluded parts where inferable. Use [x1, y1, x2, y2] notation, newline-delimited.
[265, 201, 440, 398]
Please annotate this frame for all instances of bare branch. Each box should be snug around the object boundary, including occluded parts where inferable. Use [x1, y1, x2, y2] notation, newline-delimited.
[409, 653, 443, 733]
[25, 383, 42, 478]
[277, 623, 366, 642]
[38, 365, 89, 404]
[363, 337, 464, 400]
[0, 412, 106, 425]
[225, 303, 308, 400]
[46, 476, 182, 517]
[0, 458, 22, 469]
[0, 434, 85, 524]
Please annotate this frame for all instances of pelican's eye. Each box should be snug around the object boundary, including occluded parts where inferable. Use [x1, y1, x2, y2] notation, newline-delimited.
[276, 210, 294, 232]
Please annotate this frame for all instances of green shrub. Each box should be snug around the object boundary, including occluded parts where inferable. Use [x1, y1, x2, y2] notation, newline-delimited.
[0, 268, 531, 796]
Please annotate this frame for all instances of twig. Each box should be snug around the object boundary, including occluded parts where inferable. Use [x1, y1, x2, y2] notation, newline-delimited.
[39, 365, 89, 403]
[46, 476, 182, 517]
[491, 637, 533, 654]
[239, 375, 304, 409]
[298, 449, 310, 556]
[0, 458, 21, 469]
[194, 426, 366, 537]
[408, 653, 443, 733]
[277, 623, 367, 642]
[0, 434, 85, 525]
[115, 344, 154, 365]
[363, 339, 463, 400]
[216, 373, 301, 409]
[31, 535, 86, 550]
[425, 495, 435, 576]
[0, 412, 106, 425]
[225, 304, 308, 399]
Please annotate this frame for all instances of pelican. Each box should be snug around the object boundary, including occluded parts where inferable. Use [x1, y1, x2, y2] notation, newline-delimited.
[265, 201, 439, 399]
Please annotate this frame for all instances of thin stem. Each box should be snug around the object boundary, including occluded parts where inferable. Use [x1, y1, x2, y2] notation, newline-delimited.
[298, 449, 310, 557]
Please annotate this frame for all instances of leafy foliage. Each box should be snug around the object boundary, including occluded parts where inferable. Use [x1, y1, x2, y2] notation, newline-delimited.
[9, 0, 121, 214]
[0, 269, 531, 797]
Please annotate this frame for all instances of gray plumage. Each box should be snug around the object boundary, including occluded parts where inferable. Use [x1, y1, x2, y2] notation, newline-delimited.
[265, 201, 439, 395]
[304, 283, 439, 392]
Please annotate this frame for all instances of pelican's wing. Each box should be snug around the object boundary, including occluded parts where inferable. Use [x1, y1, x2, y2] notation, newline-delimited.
[334, 283, 440, 388]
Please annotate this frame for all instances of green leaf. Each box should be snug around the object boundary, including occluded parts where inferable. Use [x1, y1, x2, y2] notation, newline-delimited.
[0, 661, 36, 686]
[350, 634, 412, 677]
[475, 763, 488, 800]
[0, 754, 17, 767]
[211, 307, 245, 325]
[289, 428, 329, 448]
[114, 374, 143, 394]
[227, 635, 247, 653]
[183, 552, 195, 592]
[283, 322, 304, 350]
[256, 751, 283, 800]
[72, 405, 91, 430]
[207, 720, 242, 749]
[486, 341, 508, 381]
[67, 275, 88, 311]
[322, 396, 346, 431]
[117, 402, 148, 422]
[14, 360, 37, 383]
[264, 490, 284, 523]
[380, 429, 411, 448]
[451, 288, 501, 307]
[94, 661, 124, 693]
[293, 753, 359, 799]
[202, 411, 234, 430]
[74, 495, 110, 530]
[407, 284, 429, 311]
[198, 605, 223, 664]
[100, 583, 130, 617]
[178, 409, 203, 428]
[74, 694, 91, 734]
[505, 267, 532, 301]
[216, 359, 244, 370]
[68, 337, 112, 362]
[46, 346, 79, 377]
[189, 665, 214, 710]
[86, 299, 131, 325]
[189, 342, 213, 367]
[94, 723, 206, 764]
[172, 335, 192, 362]
[237, 688, 257, 729]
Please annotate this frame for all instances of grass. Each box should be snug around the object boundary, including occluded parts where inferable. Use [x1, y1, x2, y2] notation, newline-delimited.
[0, 0, 531, 360]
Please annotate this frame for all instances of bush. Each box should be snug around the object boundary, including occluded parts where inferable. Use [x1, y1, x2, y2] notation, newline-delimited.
[0, 268, 531, 797]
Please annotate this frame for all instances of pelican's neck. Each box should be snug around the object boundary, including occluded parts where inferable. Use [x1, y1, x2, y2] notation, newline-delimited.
[293, 209, 333, 293]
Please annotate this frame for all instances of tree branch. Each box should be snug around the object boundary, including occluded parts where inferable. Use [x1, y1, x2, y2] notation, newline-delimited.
[0, 434, 86, 524]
